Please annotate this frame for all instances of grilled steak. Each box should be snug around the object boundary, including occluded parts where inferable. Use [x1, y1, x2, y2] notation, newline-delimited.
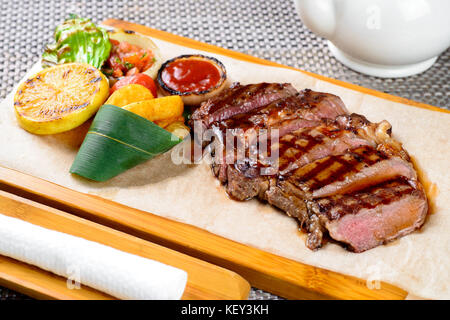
[191, 83, 428, 252]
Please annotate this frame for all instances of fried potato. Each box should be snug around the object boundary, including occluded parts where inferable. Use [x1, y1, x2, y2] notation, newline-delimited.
[106, 84, 154, 107]
[123, 95, 184, 122]
[165, 121, 190, 139]
[154, 116, 186, 129]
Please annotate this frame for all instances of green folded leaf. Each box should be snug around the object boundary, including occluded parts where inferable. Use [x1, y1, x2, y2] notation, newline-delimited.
[42, 16, 111, 69]
[70, 105, 182, 182]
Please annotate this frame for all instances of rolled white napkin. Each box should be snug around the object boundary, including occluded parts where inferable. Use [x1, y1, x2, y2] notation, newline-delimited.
[0, 213, 187, 300]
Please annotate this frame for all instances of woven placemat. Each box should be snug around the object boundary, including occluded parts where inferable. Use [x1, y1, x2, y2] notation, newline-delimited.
[0, 0, 448, 301]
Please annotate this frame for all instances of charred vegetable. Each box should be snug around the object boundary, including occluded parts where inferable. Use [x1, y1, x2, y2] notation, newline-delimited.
[14, 63, 109, 135]
[42, 15, 111, 69]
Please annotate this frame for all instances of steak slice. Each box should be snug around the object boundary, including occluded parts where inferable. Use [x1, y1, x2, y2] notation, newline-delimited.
[191, 82, 298, 127]
[267, 178, 428, 251]
[266, 117, 375, 175]
[282, 145, 418, 199]
[216, 89, 348, 132]
[335, 113, 410, 161]
[269, 145, 423, 251]
[310, 180, 428, 252]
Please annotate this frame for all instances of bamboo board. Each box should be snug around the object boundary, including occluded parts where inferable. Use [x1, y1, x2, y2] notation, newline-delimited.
[0, 190, 250, 300]
[0, 166, 407, 300]
[4, 19, 445, 300]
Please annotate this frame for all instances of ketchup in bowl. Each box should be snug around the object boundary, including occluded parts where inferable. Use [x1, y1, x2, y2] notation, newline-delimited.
[161, 59, 221, 93]
[157, 55, 228, 106]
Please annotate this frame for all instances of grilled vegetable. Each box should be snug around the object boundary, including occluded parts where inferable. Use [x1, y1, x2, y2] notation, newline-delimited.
[153, 116, 185, 129]
[106, 84, 187, 136]
[14, 63, 109, 135]
[42, 15, 111, 69]
[165, 121, 190, 140]
[106, 84, 154, 107]
[122, 96, 184, 123]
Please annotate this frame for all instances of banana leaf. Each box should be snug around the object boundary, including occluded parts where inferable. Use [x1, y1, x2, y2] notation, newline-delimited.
[70, 104, 182, 182]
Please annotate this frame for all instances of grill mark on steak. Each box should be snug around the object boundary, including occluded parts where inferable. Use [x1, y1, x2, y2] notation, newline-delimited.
[191, 82, 298, 127]
[313, 179, 416, 220]
[191, 83, 428, 252]
[217, 90, 348, 132]
[275, 124, 373, 174]
[311, 156, 417, 199]
[208, 92, 352, 183]
[285, 146, 389, 191]
[320, 179, 428, 252]
[278, 143, 418, 202]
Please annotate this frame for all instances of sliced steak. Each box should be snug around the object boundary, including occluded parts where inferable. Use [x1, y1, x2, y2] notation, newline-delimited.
[204, 87, 351, 199]
[191, 83, 428, 252]
[225, 119, 388, 200]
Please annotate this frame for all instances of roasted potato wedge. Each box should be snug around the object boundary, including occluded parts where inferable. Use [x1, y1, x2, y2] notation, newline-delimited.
[155, 116, 186, 129]
[165, 121, 190, 139]
[106, 84, 154, 107]
[122, 95, 184, 122]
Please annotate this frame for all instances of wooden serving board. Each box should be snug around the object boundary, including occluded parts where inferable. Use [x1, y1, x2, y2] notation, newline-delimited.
[3, 19, 446, 300]
[0, 190, 250, 300]
[0, 168, 406, 300]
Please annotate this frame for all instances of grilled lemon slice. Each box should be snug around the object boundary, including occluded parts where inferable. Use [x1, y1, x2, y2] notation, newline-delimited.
[14, 63, 109, 135]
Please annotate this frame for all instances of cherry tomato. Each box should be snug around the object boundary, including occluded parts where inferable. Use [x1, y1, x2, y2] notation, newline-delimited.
[110, 74, 158, 97]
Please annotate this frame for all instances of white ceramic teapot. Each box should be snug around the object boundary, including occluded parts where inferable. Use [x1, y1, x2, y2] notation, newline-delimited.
[294, 0, 450, 77]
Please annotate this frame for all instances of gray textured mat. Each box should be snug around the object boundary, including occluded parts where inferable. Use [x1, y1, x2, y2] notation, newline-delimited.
[0, 0, 448, 301]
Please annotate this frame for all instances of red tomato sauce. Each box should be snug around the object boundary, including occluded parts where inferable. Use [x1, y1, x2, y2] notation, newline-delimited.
[105, 39, 155, 78]
[161, 59, 221, 93]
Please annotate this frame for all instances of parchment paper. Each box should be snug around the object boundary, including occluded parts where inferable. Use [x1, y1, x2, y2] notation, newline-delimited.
[0, 38, 449, 299]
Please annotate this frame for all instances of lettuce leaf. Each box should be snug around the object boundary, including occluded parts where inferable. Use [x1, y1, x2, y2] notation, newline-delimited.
[42, 15, 111, 69]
